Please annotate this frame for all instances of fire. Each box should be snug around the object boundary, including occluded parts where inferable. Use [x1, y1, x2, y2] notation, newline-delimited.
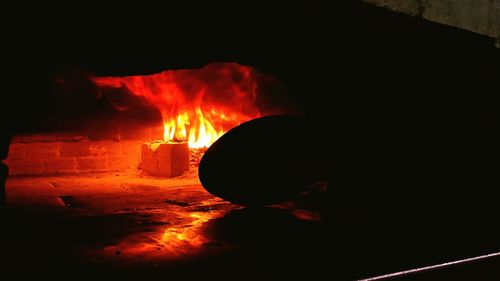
[92, 63, 262, 148]
[163, 106, 242, 148]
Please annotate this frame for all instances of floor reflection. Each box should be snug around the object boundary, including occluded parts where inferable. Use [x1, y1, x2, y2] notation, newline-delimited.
[158, 213, 214, 251]
[102, 203, 236, 259]
[100, 204, 325, 261]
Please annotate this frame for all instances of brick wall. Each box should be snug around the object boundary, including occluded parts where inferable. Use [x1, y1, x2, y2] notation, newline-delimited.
[5, 129, 162, 176]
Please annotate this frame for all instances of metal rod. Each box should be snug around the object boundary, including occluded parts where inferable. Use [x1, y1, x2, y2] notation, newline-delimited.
[358, 251, 500, 281]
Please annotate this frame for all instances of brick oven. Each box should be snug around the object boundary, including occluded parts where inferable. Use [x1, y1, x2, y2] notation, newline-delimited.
[5, 134, 150, 176]
[1, 1, 500, 280]
[4, 62, 288, 178]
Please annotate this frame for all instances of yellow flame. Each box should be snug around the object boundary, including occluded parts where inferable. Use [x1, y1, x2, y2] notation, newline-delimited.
[163, 107, 227, 148]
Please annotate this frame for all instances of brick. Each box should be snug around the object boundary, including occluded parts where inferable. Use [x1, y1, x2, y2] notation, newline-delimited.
[170, 142, 190, 176]
[139, 141, 189, 177]
[90, 141, 123, 157]
[25, 143, 60, 159]
[43, 158, 77, 174]
[5, 159, 44, 176]
[7, 143, 26, 160]
[123, 151, 141, 166]
[77, 157, 108, 171]
[60, 142, 91, 157]
[90, 141, 143, 170]
[11, 133, 86, 143]
[121, 141, 143, 156]
[107, 155, 139, 170]
[5, 134, 147, 175]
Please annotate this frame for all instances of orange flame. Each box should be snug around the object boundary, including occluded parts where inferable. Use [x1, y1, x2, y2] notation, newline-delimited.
[163, 106, 243, 148]
[92, 63, 261, 148]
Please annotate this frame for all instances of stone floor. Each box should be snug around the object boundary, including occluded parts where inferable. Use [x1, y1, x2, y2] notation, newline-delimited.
[2, 172, 500, 280]
[1, 172, 332, 280]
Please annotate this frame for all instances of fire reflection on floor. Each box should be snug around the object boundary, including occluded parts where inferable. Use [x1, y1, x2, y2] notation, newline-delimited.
[102, 206, 235, 259]
[4, 172, 325, 274]
[5, 173, 239, 262]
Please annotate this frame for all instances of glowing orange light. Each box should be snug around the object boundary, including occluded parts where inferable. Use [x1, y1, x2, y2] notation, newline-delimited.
[102, 210, 222, 258]
[92, 63, 261, 148]
[159, 211, 212, 250]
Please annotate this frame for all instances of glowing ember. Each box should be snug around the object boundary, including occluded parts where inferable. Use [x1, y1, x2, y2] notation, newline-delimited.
[92, 63, 262, 148]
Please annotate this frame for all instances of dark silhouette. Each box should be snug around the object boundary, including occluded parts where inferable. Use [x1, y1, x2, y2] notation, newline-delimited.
[199, 115, 325, 206]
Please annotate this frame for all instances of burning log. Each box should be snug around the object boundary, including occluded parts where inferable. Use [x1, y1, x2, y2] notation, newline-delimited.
[140, 141, 189, 178]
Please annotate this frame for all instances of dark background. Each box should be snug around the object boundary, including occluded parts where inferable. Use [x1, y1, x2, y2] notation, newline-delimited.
[2, 1, 500, 278]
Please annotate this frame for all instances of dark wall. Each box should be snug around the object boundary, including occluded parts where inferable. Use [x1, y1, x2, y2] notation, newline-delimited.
[2, 1, 500, 214]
